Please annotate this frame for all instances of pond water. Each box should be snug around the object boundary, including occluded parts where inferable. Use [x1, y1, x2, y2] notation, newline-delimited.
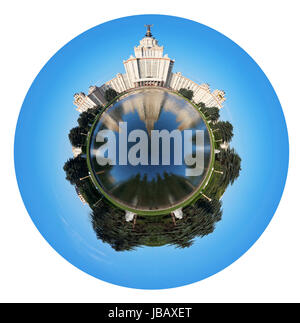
[89, 88, 212, 212]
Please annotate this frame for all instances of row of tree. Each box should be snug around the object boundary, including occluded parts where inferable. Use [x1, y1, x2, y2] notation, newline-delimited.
[63, 89, 121, 211]
[90, 197, 223, 251]
[196, 102, 234, 143]
[178, 89, 234, 143]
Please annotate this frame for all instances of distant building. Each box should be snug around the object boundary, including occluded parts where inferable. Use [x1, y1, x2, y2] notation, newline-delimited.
[125, 211, 136, 222]
[73, 25, 226, 112]
[72, 146, 82, 157]
[173, 208, 183, 219]
[75, 186, 86, 204]
[123, 25, 174, 89]
[73, 92, 97, 113]
[169, 73, 225, 108]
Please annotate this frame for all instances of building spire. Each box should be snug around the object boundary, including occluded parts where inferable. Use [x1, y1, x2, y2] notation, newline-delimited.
[144, 24, 153, 37]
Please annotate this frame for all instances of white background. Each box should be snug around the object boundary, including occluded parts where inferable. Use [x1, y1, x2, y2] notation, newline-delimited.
[0, 0, 299, 303]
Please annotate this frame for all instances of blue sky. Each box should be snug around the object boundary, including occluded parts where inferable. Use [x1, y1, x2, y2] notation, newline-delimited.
[14, 15, 289, 289]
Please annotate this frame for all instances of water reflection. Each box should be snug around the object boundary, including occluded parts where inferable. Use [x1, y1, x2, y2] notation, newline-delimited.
[89, 89, 212, 212]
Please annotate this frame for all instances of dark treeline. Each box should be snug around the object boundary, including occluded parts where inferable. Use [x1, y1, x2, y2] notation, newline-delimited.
[90, 198, 222, 251]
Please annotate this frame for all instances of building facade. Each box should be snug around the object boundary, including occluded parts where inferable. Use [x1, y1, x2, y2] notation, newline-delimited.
[73, 25, 226, 111]
[75, 186, 86, 204]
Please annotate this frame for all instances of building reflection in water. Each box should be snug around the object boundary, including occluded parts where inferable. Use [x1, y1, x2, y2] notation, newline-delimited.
[89, 89, 212, 212]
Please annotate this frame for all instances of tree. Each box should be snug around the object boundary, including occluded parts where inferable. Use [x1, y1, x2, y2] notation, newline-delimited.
[77, 108, 97, 129]
[63, 156, 88, 185]
[88, 105, 102, 115]
[89, 193, 223, 251]
[68, 126, 87, 147]
[179, 88, 194, 100]
[201, 106, 220, 122]
[197, 102, 206, 110]
[105, 88, 118, 102]
[216, 148, 241, 185]
[90, 201, 136, 251]
[214, 121, 233, 143]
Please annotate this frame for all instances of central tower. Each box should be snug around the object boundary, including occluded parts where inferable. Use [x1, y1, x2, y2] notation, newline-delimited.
[123, 25, 174, 88]
[144, 24, 153, 37]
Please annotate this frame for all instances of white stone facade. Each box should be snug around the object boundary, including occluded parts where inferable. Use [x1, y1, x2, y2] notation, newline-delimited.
[123, 36, 174, 88]
[73, 92, 98, 113]
[73, 27, 226, 112]
[75, 186, 86, 204]
[72, 146, 82, 157]
[169, 72, 225, 108]
[125, 211, 136, 222]
[173, 208, 183, 219]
